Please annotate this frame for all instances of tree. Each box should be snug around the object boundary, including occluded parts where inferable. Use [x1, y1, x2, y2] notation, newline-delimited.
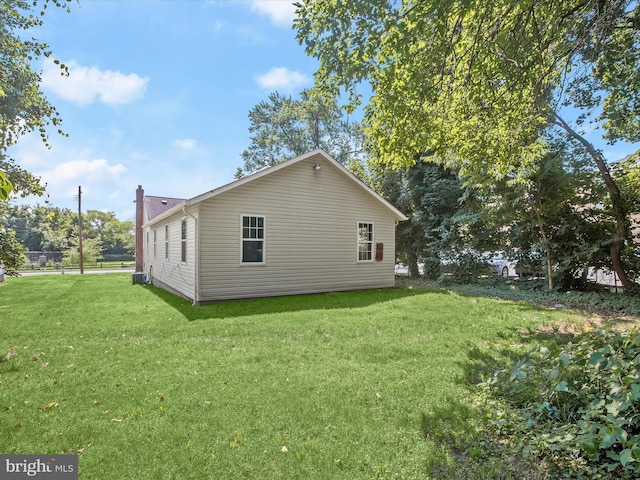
[0, 229, 25, 275]
[370, 154, 486, 280]
[4, 205, 76, 252]
[38, 207, 76, 251]
[295, 0, 640, 292]
[487, 139, 612, 289]
[83, 210, 134, 256]
[1, 0, 70, 273]
[4, 205, 44, 251]
[403, 161, 481, 279]
[237, 89, 366, 176]
[64, 235, 102, 266]
[1, 0, 69, 197]
[4, 205, 135, 260]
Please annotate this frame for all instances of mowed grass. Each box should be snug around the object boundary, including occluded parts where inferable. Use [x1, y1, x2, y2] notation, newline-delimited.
[0, 274, 589, 479]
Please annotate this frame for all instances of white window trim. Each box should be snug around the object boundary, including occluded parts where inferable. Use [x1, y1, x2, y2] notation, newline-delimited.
[240, 214, 266, 265]
[357, 221, 375, 263]
[153, 229, 157, 259]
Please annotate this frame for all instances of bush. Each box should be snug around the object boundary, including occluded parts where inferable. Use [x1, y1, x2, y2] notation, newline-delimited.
[422, 256, 441, 280]
[479, 329, 640, 479]
[445, 252, 488, 284]
[100, 254, 134, 262]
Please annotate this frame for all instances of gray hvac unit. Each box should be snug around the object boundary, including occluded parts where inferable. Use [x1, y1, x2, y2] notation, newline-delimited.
[131, 272, 146, 284]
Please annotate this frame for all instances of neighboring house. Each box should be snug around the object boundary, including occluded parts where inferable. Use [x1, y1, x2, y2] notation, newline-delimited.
[135, 149, 408, 303]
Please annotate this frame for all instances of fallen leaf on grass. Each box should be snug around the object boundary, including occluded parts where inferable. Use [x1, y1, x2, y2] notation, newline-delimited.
[41, 402, 58, 412]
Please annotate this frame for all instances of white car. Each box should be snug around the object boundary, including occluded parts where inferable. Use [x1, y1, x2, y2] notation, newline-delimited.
[394, 262, 424, 276]
[486, 253, 511, 278]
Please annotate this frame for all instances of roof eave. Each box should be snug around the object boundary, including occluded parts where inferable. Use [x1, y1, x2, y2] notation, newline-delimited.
[144, 149, 408, 225]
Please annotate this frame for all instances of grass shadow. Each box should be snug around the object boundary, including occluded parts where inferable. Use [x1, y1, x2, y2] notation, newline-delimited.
[141, 283, 437, 321]
[459, 325, 581, 387]
[419, 397, 544, 479]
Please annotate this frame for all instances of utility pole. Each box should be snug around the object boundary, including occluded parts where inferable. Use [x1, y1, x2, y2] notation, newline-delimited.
[77, 186, 84, 274]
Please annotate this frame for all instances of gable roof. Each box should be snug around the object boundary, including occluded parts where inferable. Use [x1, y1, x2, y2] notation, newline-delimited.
[144, 149, 408, 226]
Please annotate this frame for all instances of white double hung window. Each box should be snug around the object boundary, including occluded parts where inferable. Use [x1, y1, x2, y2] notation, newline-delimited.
[242, 215, 265, 264]
[357, 222, 374, 261]
[181, 218, 187, 263]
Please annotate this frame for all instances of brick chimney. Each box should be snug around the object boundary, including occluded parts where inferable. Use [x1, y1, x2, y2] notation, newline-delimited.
[135, 185, 144, 273]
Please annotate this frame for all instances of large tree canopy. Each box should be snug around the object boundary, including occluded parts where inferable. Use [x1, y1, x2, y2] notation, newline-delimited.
[1, 0, 70, 274]
[0, 0, 70, 200]
[295, 0, 640, 291]
[237, 89, 366, 177]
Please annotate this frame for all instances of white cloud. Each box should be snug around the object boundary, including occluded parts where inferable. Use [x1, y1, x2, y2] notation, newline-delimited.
[255, 67, 310, 90]
[42, 60, 150, 106]
[171, 138, 197, 150]
[250, 1, 297, 26]
[43, 158, 127, 184]
[211, 19, 225, 32]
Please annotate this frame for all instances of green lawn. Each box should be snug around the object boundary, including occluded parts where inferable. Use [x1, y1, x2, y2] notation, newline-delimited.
[0, 274, 591, 479]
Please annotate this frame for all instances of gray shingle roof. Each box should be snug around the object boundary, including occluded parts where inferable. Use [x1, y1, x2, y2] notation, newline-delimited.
[144, 195, 185, 221]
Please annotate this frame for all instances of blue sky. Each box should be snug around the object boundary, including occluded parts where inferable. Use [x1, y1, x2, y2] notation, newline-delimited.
[9, 0, 638, 221]
[11, 0, 317, 221]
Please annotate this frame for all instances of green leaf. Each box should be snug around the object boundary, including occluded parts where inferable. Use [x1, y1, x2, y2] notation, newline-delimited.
[589, 352, 605, 365]
[0, 171, 14, 200]
[620, 448, 634, 466]
[555, 381, 569, 392]
[632, 383, 640, 401]
[605, 401, 622, 416]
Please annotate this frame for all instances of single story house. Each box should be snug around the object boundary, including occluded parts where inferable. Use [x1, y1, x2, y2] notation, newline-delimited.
[134, 149, 407, 304]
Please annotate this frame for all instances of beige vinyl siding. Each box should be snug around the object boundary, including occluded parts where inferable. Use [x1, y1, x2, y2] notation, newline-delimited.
[198, 156, 398, 302]
[146, 208, 197, 301]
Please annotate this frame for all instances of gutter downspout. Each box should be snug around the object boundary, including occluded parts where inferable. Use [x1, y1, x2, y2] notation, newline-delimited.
[183, 204, 199, 306]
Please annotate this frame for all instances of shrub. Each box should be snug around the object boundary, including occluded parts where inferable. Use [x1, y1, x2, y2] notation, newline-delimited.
[100, 254, 135, 262]
[422, 256, 441, 280]
[479, 329, 640, 479]
[445, 252, 488, 284]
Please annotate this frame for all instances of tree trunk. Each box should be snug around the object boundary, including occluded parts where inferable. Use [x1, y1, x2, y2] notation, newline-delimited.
[550, 111, 634, 292]
[408, 252, 421, 279]
[533, 181, 554, 290]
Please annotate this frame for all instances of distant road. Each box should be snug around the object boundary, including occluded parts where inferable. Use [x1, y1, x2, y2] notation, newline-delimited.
[18, 268, 134, 277]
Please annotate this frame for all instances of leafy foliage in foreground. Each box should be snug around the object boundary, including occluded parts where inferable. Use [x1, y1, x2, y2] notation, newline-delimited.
[479, 329, 640, 479]
[439, 277, 640, 318]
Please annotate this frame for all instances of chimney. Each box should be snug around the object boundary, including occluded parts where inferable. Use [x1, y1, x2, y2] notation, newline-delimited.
[135, 185, 144, 273]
